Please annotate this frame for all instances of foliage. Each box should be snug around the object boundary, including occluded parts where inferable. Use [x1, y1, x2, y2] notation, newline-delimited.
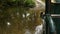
[1, 0, 36, 8]
[24, 0, 35, 8]
[0, 0, 44, 34]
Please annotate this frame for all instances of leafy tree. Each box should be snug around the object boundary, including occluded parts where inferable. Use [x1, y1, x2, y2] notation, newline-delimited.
[0, 0, 45, 34]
